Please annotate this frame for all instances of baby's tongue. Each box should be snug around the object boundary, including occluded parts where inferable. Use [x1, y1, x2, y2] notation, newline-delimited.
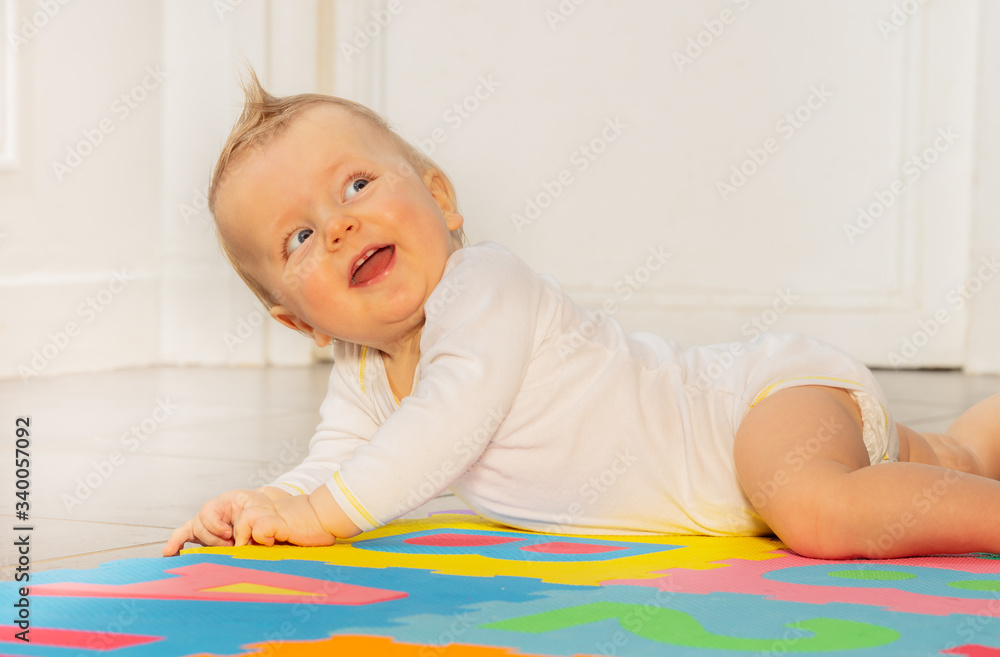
[352, 246, 393, 285]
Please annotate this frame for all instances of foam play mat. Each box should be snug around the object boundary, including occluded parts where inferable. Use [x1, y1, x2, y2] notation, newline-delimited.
[4, 512, 1000, 656]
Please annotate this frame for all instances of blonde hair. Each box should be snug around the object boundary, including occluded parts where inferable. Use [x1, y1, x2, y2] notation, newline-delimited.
[209, 69, 465, 310]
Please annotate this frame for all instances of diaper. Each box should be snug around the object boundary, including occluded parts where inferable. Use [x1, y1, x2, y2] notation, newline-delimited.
[743, 377, 898, 465]
[687, 332, 899, 466]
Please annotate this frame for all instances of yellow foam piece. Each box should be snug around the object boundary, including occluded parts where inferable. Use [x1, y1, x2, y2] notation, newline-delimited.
[212, 634, 597, 656]
[202, 583, 320, 596]
[185, 514, 787, 586]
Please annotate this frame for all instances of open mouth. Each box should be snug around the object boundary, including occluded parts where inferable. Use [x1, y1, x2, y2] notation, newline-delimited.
[350, 245, 395, 287]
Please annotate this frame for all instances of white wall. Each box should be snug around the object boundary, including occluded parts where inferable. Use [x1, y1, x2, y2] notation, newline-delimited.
[966, 0, 1000, 373]
[0, 0, 316, 382]
[1, 0, 164, 381]
[363, 0, 986, 369]
[1, 0, 997, 380]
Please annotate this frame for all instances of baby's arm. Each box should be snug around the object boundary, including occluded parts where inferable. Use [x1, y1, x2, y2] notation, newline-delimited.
[328, 245, 549, 531]
[232, 484, 360, 547]
[164, 353, 379, 556]
[162, 486, 290, 556]
[168, 327, 431, 550]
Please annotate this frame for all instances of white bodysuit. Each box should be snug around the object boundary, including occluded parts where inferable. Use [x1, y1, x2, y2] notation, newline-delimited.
[271, 242, 898, 536]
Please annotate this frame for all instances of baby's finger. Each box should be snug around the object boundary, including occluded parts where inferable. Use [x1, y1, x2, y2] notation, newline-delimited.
[198, 503, 233, 539]
[232, 508, 258, 547]
[193, 516, 236, 547]
[250, 517, 281, 547]
[163, 520, 194, 556]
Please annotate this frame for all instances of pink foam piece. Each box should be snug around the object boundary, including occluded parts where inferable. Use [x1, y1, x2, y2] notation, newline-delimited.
[519, 541, 627, 555]
[404, 533, 525, 547]
[0, 624, 161, 648]
[31, 562, 406, 606]
[603, 549, 1000, 616]
[942, 646, 1000, 656]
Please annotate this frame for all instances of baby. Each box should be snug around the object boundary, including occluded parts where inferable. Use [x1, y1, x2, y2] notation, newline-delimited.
[164, 73, 1000, 560]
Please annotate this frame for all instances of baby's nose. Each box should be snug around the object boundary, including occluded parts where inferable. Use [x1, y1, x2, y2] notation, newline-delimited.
[321, 215, 359, 249]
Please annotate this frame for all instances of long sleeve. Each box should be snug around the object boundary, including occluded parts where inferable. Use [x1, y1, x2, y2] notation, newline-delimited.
[326, 243, 556, 531]
[268, 342, 379, 495]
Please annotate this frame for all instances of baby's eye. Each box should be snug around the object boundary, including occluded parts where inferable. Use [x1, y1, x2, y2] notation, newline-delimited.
[344, 177, 370, 200]
[286, 228, 313, 255]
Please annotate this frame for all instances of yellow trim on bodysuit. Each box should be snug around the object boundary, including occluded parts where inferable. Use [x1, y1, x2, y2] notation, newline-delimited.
[359, 345, 368, 393]
[333, 471, 379, 528]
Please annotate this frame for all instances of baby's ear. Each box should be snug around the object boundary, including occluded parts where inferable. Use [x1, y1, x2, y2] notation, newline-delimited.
[270, 305, 332, 348]
[423, 169, 464, 232]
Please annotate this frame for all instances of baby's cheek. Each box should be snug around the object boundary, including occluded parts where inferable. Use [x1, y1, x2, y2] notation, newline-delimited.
[300, 277, 337, 310]
[281, 255, 328, 297]
[293, 249, 328, 284]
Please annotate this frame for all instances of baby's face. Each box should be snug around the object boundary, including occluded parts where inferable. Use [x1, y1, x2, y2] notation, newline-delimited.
[214, 104, 464, 351]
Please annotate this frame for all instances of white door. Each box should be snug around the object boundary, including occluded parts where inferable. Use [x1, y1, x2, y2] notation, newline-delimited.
[330, 0, 981, 368]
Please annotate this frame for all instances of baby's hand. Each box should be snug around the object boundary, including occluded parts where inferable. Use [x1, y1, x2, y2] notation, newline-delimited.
[233, 495, 337, 548]
[163, 489, 276, 556]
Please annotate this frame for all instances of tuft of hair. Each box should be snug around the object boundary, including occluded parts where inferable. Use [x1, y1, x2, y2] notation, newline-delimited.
[208, 67, 466, 310]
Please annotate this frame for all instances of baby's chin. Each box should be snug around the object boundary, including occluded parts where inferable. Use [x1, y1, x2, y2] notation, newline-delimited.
[333, 304, 429, 348]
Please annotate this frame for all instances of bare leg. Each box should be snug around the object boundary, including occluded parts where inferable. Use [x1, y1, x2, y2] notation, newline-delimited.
[897, 393, 1000, 478]
[734, 386, 1000, 559]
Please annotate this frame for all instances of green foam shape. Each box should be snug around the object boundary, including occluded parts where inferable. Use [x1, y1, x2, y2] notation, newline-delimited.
[948, 579, 1000, 591]
[828, 569, 917, 581]
[482, 601, 899, 651]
